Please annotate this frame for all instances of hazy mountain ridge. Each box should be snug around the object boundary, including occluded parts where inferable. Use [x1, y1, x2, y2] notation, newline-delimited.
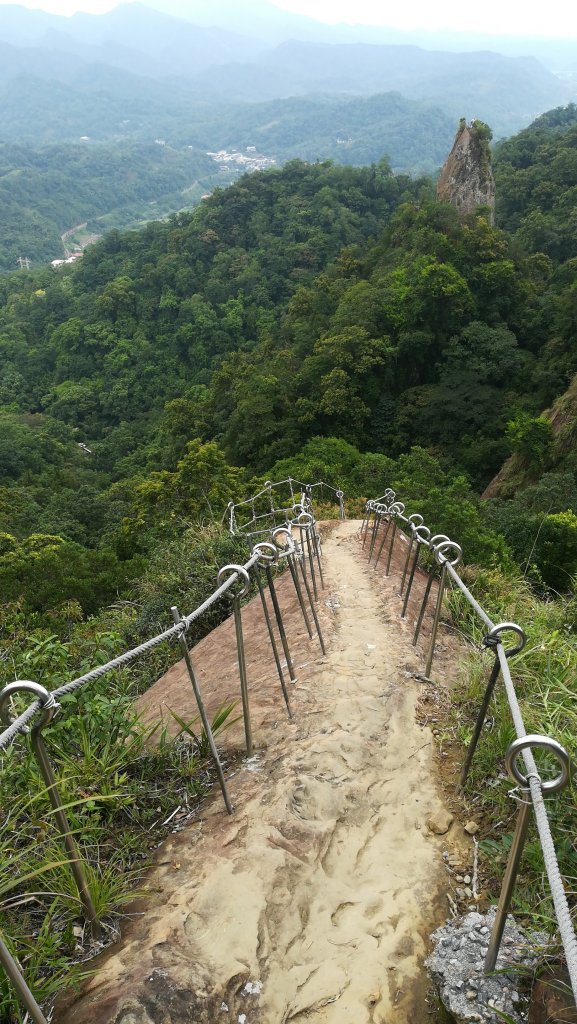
[0, 2, 572, 140]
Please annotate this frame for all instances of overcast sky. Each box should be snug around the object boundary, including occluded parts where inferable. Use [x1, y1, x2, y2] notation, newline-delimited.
[0, 0, 575, 37]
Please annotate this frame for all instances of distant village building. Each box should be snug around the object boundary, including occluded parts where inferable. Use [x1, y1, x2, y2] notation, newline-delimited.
[206, 149, 276, 173]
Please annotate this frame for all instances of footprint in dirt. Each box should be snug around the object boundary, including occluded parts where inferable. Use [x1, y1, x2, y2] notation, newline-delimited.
[291, 777, 344, 822]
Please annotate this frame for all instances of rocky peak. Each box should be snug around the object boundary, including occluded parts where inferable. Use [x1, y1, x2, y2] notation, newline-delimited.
[437, 119, 495, 223]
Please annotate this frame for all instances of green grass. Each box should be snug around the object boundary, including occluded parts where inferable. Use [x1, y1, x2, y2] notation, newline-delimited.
[446, 566, 577, 932]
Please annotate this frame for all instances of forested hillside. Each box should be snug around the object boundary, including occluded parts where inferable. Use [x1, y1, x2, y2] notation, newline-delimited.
[2, 118, 577, 618]
[3, 102, 577, 1021]
[0, 141, 216, 271]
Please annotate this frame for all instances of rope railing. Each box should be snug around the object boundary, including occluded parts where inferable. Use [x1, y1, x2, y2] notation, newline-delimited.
[226, 477, 345, 536]
[0, 488, 333, 1024]
[360, 491, 577, 1002]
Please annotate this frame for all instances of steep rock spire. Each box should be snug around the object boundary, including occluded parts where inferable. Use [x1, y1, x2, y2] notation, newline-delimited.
[436, 119, 495, 223]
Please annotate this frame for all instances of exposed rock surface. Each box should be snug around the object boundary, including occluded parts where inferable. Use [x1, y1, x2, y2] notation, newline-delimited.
[427, 908, 548, 1023]
[529, 966, 577, 1023]
[437, 120, 495, 223]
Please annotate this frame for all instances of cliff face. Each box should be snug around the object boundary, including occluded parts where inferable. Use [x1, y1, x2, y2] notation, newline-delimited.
[437, 120, 495, 223]
[482, 373, 577, 499]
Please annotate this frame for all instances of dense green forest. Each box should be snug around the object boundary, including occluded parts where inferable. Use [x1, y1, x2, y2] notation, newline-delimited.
[0, 141, 217, 271]
[2, 126, 577, 610]
[2, 107, 577, 1018]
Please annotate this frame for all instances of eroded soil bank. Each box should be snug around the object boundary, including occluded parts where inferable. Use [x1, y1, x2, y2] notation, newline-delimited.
[57, 520, 467, 1024]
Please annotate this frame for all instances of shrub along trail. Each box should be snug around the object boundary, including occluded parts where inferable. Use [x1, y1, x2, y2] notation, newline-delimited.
[57, 520, 468, 1024]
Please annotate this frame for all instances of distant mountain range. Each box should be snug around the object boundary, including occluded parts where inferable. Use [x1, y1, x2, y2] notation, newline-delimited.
[0, 2, 573, 140]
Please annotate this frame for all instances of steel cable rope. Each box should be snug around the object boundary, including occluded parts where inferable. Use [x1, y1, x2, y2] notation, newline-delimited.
[364, 489, 577, 1001]
[0, 554, 261, 752]
[496, 641, 577, 996]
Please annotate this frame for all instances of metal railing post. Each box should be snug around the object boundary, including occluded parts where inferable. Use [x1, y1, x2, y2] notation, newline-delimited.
[296, 534, 326, 655]
[485, 734, 570, 972]
[0, 932, 49, 1024]
[424, 541, 462, 678]
[372, 509, 391, 568]
[385, 519, 398, 577]
[0, 681, 101, 942]
[401, 526, 430, 619]
[485, 797, 532, 972]
[361, 503, 373, 546]
[400, 515, 423, 596]
[217, 565, 253, 758]
[303, 521, 319, 601]
[336, 489, 345, 520]
[287, 552, 314, 639]
[252, 544, 292, 717]
[459, 624, 526, 790]
[265, 563, 297, 684]
[311, 521, 325, 590]
[413, 535, 449, 645]
[170, 607, 233, 813]
[368, 508, 382, 561]
[459, 654, 501, 790]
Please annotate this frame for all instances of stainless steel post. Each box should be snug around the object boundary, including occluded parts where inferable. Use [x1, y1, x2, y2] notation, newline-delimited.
[0, 931, 49, 1024]
[288, 554, 314, 638]
[485, 799, 531, 972]
[265, 564, 297, 684]
[459, 624, 526, 790]
[424, 562, 446, 678]
[298, 549, 326, 655]
[171, 607, 233, 812]
[311, 523, 325, 590]
[400, 533, 414, 596]
[400, 515, 423, 596]
[31, 729, 102, 939]
[217, 565, 253, 757]
[413, 569, 435, 646]
[458, 655, 500, 791]
[385, 519, 397, 577]
[402, 526, 430, 619]
[368, 510, 381, 561]
[372, 514, 391, 568]
[296, 512, 321, 598]
[254, 569, 292, 717]
[361, 505, 372, 546]
[0, 682, 101, 942]
[424, 541, 462, 678]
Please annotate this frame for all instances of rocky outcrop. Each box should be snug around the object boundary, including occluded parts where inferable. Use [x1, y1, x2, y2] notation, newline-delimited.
[437, 120, 495, 223]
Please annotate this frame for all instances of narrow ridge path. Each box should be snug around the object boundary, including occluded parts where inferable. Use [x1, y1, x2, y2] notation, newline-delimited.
[58, 520, 463, 1024]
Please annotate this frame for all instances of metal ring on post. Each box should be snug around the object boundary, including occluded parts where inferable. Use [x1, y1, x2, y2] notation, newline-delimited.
[0, 680, 58, 733]
[217, 564, 251, 599]
[272, 526, 294, 554]
[487, 621, 526, 657]
[415, 525, 431, 543]
[297, 511, 313, 528]
[505, 735, 571, 794]
[253, 542, 278, 567]
[408, 513, 424, 528]
[389, 502, 405, 515]
[336, 490, 344, 500]
[429, 533, 450, 548]
[434, 540, 463, 567]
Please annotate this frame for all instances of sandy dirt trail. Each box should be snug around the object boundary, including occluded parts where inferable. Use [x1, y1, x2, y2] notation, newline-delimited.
[58, 520, 463, 1024]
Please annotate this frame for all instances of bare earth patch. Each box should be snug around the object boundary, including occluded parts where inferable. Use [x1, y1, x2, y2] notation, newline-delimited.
[57, 520, 470, 1024]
